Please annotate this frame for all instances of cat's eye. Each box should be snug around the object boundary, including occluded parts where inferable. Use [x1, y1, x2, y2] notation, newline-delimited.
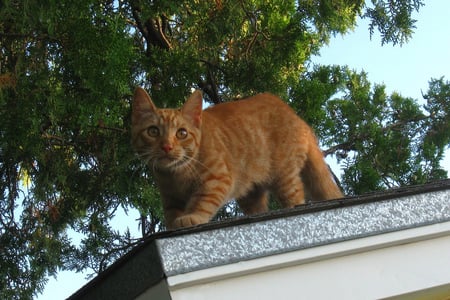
[147, 126, 160, 137]
[176, 128, 188, 140]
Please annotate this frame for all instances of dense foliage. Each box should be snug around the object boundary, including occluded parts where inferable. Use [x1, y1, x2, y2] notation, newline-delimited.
[1, 0, 448, 298]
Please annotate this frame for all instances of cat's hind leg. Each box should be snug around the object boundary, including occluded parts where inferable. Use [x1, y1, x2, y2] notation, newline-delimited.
[273, 167, 306, 208]
[237, 185, 269, 215]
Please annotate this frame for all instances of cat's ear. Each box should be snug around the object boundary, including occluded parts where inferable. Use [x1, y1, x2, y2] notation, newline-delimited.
[182, 90, 203, 128]
[132, 87, 157, 125]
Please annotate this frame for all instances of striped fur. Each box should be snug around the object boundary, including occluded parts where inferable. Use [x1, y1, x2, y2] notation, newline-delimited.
[131, 87, 343, 229]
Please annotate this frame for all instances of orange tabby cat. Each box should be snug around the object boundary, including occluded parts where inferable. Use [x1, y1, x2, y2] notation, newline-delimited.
[131, 87, 343, 229]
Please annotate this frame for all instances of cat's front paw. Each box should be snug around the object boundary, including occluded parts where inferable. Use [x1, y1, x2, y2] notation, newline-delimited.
[172, 214, 207, 229]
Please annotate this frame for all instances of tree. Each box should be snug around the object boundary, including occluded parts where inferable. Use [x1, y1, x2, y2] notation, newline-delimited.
[291, 66, 449, 194]
[2, 0, 447, 298]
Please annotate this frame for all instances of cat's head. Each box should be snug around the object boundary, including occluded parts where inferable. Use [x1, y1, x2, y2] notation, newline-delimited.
[131, 87, 203, 171]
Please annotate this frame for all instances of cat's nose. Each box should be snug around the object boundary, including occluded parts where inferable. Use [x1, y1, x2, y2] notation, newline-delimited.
[161, 144, 173, 154]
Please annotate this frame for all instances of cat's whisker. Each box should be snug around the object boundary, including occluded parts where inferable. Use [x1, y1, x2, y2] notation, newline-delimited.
[152, 160, 158, 174]
[184, 155, 211, 173]
[180, 158, 202, 186]
[179, 156, 205, 176]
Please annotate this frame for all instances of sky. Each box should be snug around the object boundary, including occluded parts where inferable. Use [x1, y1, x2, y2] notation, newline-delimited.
[36, 1, 450, 299]
[315, 1, 450, 102]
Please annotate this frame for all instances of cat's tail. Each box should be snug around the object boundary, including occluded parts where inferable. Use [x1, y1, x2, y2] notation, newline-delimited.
[301, 140, 344, 201]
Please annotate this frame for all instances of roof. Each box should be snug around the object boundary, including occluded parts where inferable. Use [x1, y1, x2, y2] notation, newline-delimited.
[68, 179, 450, 300]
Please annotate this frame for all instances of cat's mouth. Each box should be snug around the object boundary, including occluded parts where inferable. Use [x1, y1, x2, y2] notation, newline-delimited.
[156, 153, 188, 169]
[158, 156, 176, 165]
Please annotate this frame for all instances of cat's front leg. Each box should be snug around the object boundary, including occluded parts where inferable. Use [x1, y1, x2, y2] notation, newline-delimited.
[171, 214, 209, 228]
[164, 206, 185, 230]
[171, 192, 226, 229]
[172, 173, 233, 229]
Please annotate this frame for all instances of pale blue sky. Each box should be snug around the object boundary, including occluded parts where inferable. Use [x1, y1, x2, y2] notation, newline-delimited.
[37, 2, 450, 299]
[314, 0, 450, 103]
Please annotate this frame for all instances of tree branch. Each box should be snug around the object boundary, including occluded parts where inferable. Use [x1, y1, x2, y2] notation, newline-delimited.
[198, 60, 222, 104]
[323, 115, 430, 157]
[130, 1, 171, 52]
